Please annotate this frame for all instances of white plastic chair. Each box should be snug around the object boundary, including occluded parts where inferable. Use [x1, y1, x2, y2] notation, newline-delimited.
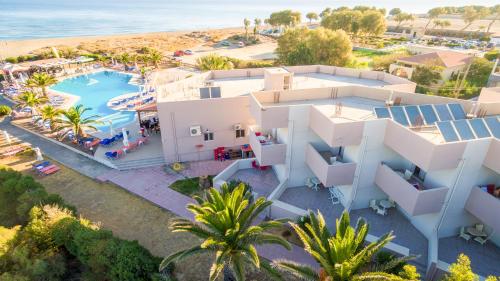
[369, 199, 378, 211]
[376, 207, 387, 216]
[305, 177, 318, 191]
[459, 226, 471, 242]
[474, 235, 489, 245]
[475, 224, 484, 233]
[329, 187, 340, 205]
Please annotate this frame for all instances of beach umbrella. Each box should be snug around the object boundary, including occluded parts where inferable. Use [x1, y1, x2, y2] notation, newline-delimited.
[122, 127, 129, 147]
[51, 47, 60, 58]
[109, 121, 115, 137]
[34, 147, 43, 161]
[3, 130, 11, 145]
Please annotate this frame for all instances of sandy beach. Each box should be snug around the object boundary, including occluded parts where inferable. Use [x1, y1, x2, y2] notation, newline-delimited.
[0, 27, 244, 58]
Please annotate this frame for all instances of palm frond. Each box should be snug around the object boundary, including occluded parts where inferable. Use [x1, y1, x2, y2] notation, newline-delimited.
[273, 259, 319, 281]
[159, 245, 208, 271]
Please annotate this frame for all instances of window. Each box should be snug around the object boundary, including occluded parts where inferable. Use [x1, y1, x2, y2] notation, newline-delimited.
[412, 166, 426, 181]
[204, 131, 214, 141]
[235, 129, 245, 138]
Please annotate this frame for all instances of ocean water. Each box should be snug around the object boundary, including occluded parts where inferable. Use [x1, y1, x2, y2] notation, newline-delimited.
[0, 0, 494, 40]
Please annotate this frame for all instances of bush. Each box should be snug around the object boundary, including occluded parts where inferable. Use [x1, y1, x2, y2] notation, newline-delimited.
[5, 57, 18, 63]
[0, 105, 12, 117]
[484, 50, 499, 61]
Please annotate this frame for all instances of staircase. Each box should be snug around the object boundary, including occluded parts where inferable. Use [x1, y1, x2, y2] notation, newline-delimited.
[111, 156, 166, 170]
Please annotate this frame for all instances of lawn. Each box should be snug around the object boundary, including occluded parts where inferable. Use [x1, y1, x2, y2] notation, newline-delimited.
[0, 155, 292, 280]
[169, 175, 214, 197]
[353, 48, 389, 58]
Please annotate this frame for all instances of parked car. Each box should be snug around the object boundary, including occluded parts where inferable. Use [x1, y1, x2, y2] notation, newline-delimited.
[220, 40, 231, 46]
[173, 50, 185, 57]
[184, 50, 193, 55]
[237, 41, 245, 48]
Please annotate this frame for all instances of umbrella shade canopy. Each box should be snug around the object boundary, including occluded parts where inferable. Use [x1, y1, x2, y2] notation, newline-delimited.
[109, 122, 115, 137]
[122, 127, 129, 146]
[34, 147, 43, 161]
[3, 130, 11, 144]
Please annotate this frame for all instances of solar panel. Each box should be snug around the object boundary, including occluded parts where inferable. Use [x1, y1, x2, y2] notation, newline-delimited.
[484, 117, 500, 138]
[374, 107, 391, 118]
[434, 104, 453, 121]
[389, 106, 409, 126]
[453, 120, 475, 140]
[437, 121, 460, 142]
[419, 105, 438, 125]
[210, 87, 221, 98]
[199, 87, 210, 99]
[448, 103, 466, 120]
[468, 119, 491, 138]
[404, 106, 423, 126]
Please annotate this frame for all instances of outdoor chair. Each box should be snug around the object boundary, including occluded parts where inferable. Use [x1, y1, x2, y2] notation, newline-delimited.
[474, 235, 490, 245]
[475, 224, 484, 233]
[388, 199, 396, 208]
[459, 226, 471, 242]
[306, 177, 318, 191]
[376, 207, 387, 216]
[369, 199, 378, 211]
[328, 187, 340, 205]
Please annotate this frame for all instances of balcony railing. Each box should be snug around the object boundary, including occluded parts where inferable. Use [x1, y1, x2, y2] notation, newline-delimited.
[384, 121, 466, 171]
[465, 186, 500, 234]
[249, 94, 289, 129]
[309, 107, 364, 147]
[305, 143, 356, 187]
[374, 163, 449, 216]
[248, 127, 286, 166]
[484, 139, 500, 174]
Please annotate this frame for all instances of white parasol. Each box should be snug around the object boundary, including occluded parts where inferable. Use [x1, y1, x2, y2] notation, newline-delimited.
[34, 147, 43, 161]
[109, 121, 115, 137]
[3, 130, 11, 145]
[122, 127, 129, 146]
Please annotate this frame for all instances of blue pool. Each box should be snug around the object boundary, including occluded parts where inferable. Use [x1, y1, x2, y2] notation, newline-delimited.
[51, 71, 139, 131]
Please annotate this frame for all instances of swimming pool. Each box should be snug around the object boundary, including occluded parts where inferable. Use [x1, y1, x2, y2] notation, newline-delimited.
[50, 70, 139, 132]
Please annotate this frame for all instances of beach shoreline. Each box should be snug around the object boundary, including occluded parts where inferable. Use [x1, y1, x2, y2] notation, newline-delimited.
[0, 26, 244, 58]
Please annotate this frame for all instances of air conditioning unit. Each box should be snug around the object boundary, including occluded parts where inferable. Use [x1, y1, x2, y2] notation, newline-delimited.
[190, 125, 202, 136]
[233, 123, 242, 130]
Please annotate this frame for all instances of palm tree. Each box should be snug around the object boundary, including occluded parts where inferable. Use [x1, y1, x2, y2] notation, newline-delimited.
[25, 72, 57, 97]
[35, 105, 63, 131]
[424, 7, 445, 34]
[148, 50, 163, 68]
[196, 54, 234, 71]
[244, 18, 251, 40]
[141, 54, 151, 67]
[274, 211, 414, 281]
[119, 53, 131, 67]
[254, 18, 262, 37]
[159, 184, 291, 281]
[15, 91, 48, 115]
[57, 104, 101, 141]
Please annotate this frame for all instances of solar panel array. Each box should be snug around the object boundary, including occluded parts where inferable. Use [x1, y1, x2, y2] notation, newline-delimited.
[436, 117, 499, 142]
[373, 103, 499, 142]
[374, 103, 467, 126]
[199, 86, 222, 99]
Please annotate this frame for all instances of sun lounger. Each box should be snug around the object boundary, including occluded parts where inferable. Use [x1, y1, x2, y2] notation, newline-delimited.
[32, 161, 50, 170]
[41, 166, 60, 176]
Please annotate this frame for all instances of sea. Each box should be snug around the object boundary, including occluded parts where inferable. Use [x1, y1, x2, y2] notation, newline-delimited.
[0, 0, 494, 40]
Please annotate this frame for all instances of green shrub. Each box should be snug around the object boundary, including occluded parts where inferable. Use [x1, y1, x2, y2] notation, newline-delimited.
[5, 57, 18, 63]
[0, 105, 12, 117]
[484, 50, 499, 61]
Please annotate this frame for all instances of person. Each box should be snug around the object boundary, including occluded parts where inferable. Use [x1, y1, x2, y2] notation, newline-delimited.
[140, 126, 146, 137]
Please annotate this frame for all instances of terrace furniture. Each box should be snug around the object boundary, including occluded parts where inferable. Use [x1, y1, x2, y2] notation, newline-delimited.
[369, 199, 387, 216]
[305, 177, 320, 191]
[379, 199, 393, 209]
[328, 187, 340, 205]
[459, 227, 471, 242]
[40, 165, 60, 176]
[369, 199, 378, 211]
[376, 207, 387, 216]
[474, 235, 490, 245]
[466, 226, 487, 237]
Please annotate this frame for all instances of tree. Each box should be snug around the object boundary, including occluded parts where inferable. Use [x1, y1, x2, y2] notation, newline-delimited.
[373, 52, 410, 72]
[159, 184, 290, 281]
[196, 54, 234, 71]
[461, 6, 490, 31]
[321, 10, 363, 35]
[276, 27, 352, 67]
[393, 13, 415, 31]
[267, 10, 301, 28]
[424, 7, 445, 33]
[274, 211, 416, 281]
[35, 105, 64, 131]
[360, 10, 387, 36]
[148, 49, 163, 68]
[306, 12, 319, 24]
[487, 5, 500, 33]
[243, 18, 251, 40]
[254, 18, 262, 37]
[25, 72, 57, 97]
[442, 254, 478, 281]
[389, 8, 402, 16]
[319, 8, 331, 19]
[466, 57, 494, 87]
[57, 104, 101, 140]
[119, 53, 131, 66]
[411, 64, 443, 86]
[15, 91, 48, 115]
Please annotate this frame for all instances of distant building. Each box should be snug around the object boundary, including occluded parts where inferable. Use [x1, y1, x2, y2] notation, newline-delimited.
[389, 50, 474, 82]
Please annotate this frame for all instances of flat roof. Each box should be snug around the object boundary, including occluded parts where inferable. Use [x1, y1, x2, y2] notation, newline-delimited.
[294, 73, 388, 89]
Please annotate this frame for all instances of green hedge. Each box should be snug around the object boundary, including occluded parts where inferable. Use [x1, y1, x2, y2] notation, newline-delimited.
[0, 165, 163, 281]
[0, 105, 12, 117]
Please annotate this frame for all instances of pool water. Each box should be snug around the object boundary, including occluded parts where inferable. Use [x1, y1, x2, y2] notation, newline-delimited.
[51, 71, 139, 131]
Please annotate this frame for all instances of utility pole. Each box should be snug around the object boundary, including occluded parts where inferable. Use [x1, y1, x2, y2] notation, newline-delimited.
[454, 63, 471, 98]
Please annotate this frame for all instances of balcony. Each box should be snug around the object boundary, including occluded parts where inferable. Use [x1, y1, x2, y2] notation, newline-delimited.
[374, 163, 449, 216]
[248, 127, 287, 166]
[249, 94, 289, 129]
[484, 139, 500, 174]
[465, 186, 500, 234]
[384, 121, 466, 171]
[309, 107, 364, 147]
[305, 143, 356, 187]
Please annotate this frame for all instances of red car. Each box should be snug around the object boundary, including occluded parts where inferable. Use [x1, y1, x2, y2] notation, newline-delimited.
[173, 50, 185, 57]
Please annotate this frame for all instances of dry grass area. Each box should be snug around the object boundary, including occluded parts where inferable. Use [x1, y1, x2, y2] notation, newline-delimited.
[0, 155, 297, 280]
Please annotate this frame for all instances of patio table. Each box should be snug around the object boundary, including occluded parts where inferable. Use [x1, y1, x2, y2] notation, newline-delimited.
[379, 200, 392, 209]
[466, 227, 487, 237]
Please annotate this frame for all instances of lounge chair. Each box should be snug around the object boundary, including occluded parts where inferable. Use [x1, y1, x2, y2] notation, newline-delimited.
[459, 226, 471, 242]
[105, 151, 119, 160]
[41, 166, 60, 176]
[32, 161, 50, 170]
